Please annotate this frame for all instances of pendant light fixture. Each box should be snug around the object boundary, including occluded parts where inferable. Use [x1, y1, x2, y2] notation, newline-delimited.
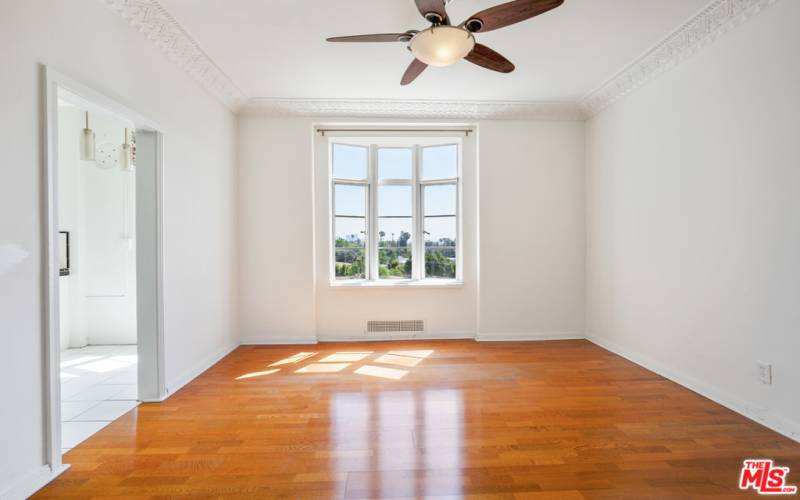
[80, 111, 96, 161]
[120, 128, 133, 170]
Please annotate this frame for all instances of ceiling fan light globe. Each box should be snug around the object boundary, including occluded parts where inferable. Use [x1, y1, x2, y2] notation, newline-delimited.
[409, 26, 475, 67]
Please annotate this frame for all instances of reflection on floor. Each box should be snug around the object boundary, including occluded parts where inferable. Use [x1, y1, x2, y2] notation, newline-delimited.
[60, 345, 139, 453]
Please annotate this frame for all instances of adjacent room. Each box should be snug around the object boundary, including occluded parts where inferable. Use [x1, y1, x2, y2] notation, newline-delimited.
[56, 97, 139, 454]
[1, 0, 798, 498]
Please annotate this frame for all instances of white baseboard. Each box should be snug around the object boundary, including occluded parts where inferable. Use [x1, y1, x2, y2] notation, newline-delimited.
[317, 331, 475, 342]
[161, 342, 239, 400]
[476, 331, 584, 342]
[0, 464, 69, 500]
[587, 334, 800, 443]
[241, 333, 478, 344]
[240, 337, 319, 345]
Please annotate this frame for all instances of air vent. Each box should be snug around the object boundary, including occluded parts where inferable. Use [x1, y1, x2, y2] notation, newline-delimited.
[367, 320, 424, 334]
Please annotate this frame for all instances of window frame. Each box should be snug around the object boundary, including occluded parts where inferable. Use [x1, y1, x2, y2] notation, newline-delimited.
[420, 175, 459, 281]
[331, 178, 369, 282]
[329, 138, 462, 287]
[373, 146, 415, 281]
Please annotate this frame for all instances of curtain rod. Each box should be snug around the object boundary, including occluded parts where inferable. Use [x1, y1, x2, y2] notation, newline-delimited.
[316, 128, 473, 136]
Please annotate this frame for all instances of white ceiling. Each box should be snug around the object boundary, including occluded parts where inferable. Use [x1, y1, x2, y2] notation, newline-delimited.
[158, 0, 709, 102]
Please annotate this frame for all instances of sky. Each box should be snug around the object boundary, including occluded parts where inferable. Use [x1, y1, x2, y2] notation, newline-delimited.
[333, 143, 457, 244]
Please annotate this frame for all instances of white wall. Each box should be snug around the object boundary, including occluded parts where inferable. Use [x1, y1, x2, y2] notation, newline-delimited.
[479, 121, 585, 339]
[237, 118, 316, 342]
[58, 105, 137, 348]
[238, 116, 585, 343]
[585, 0, 800, 440]
[0, 1, 238, 496]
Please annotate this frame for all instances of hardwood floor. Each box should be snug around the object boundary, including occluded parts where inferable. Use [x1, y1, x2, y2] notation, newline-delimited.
[36, 340, 800, 499]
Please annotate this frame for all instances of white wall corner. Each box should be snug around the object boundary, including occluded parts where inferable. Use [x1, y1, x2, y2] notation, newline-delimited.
[587, 334, 800, 444]
[0, 464, 69, 500]
[579, 0, 783, 117]
[158, 342, 239, 402]
[476, 332, 585, 342]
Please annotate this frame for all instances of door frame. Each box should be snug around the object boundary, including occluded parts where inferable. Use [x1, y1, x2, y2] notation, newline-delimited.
[41, 66, 167, 472]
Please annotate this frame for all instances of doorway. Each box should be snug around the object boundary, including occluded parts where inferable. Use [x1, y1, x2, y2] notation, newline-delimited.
[56, 99, 139, 452]
[43, 68, 165, 471]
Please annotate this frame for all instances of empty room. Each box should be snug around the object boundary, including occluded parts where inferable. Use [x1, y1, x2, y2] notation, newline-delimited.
[1, 0, 798, 498]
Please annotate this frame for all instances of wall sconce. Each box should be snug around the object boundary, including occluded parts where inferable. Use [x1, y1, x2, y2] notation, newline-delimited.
[80, 111, 95, 161]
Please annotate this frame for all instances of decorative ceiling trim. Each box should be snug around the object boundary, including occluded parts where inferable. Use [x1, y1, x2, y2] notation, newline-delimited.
[104, 0, 246, 110]
[241, 98, 585, 121]
[105, 0, 781, 120]
[579, 0, 780, 117]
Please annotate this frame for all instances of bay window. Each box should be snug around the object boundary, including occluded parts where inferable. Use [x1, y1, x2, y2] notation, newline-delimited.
[330, 139, 461, 284]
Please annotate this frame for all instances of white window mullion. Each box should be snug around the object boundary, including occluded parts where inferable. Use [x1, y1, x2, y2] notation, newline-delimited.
[456, 178, 462, 282]
[368, 145, 378, 281]
[417, 184, 425, 280]
[412, 144, 421, 281]
[330, 181, 337, 282]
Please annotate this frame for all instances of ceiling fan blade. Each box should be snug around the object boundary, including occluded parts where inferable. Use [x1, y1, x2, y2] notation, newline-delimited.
[465, 0, 563, 33]
[465, 43, 515, 73]
[401, 59, 428, 85]
[414, 0, 450, 24]
[326, 33, 407, 43]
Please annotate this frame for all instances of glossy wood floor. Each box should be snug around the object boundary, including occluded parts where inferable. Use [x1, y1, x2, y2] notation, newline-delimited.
[36, 340, 800, 499]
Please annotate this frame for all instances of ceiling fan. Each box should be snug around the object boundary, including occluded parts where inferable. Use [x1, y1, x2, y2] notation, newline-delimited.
[326, 0, 564, 85]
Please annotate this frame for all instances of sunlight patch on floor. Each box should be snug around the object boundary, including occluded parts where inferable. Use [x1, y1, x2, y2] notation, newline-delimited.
[74, 357, 137, 374]
[319, 352, 372, 363]
[374, 353, 422, 367]
[269, 352, 317, 367]
[297, 363, 351, 373]
[248, 348, 435, 379]
[236, 369, 280, 380]
[60, 355, 102, 368]
[387, 350, 434, 359]
[355, 365, 408, 380]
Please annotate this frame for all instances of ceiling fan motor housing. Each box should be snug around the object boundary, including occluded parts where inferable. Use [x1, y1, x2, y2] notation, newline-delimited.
[398, 31, 417, 42]
[465, 19, 483, 32]
[425, 12, 444, 24]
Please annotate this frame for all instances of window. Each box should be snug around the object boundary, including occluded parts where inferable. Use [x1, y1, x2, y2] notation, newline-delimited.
[332, 145, 368, 280]
[330, 140, 461, 284]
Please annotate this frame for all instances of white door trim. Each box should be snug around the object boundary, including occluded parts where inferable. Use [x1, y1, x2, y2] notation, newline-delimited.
[41, 66, 167, 471]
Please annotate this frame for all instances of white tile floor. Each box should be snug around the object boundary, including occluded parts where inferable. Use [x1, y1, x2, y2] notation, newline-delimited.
[60, 345, 139, 453]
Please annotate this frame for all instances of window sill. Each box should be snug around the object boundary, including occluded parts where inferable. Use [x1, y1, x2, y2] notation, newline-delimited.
[329, 280, 463, 289]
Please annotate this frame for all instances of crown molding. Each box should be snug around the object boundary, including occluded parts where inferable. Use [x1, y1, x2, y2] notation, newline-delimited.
[579, 0, 780, 117]
[105, 0, 780, 120]
[104, 0, 246, 110]
[241, 98, 585, 121]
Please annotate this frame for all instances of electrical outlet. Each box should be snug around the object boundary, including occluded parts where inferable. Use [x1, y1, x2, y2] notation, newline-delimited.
[757, 361, 772, 385]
